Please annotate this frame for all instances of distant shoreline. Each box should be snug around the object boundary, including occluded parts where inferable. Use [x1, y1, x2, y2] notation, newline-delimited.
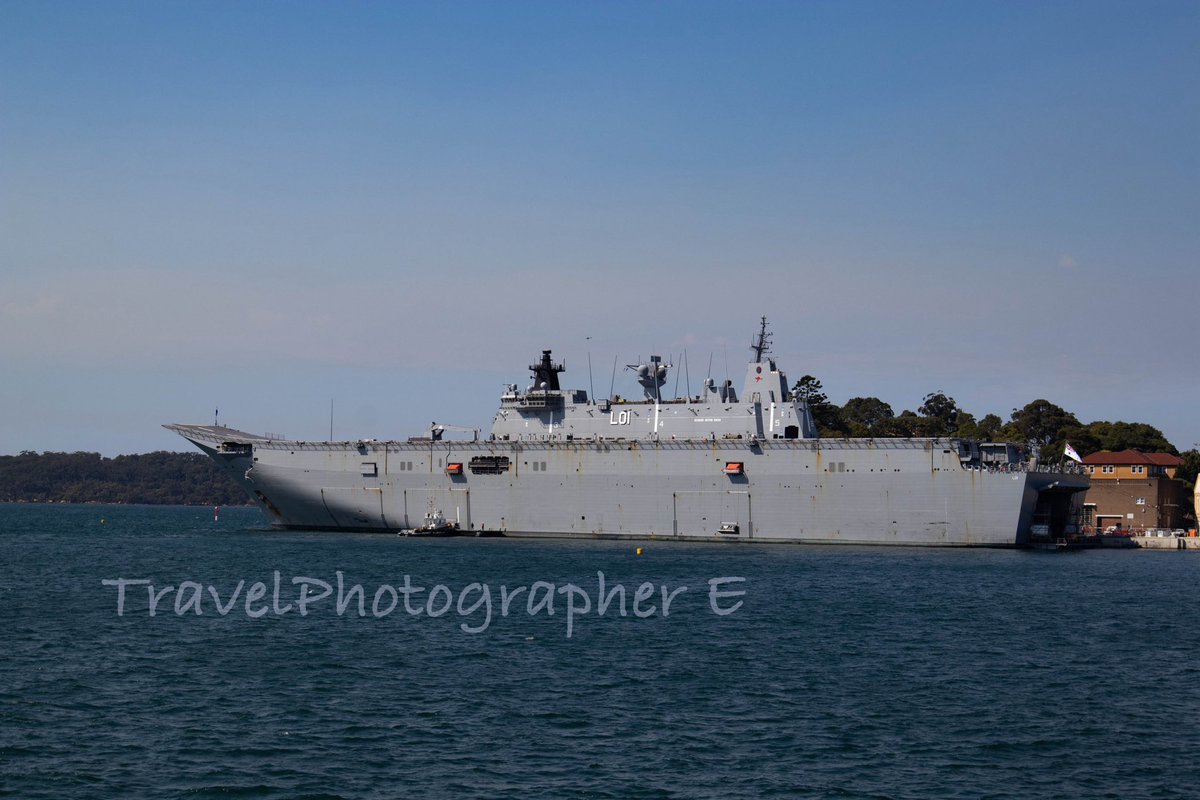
[1, 499, 254, 507]
[0, 451, 249, 506]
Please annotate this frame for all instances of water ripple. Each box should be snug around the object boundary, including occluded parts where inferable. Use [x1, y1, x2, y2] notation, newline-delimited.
[3, 505, 1200, 798]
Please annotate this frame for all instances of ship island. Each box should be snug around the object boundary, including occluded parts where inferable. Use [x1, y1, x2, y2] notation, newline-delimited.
[167, 319, 1089, 546]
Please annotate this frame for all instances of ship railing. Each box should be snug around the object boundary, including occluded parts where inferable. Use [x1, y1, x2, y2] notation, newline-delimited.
[961, 461, 1089, 475]
[502, 394, 566, 409]
[808, 437, 957, 451]
[963, 462, 1028, 473]
[1030, 461, 1089, 475]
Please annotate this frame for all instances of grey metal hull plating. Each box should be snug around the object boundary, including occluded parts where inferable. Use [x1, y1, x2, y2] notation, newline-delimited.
[175, 428, 1086, 547]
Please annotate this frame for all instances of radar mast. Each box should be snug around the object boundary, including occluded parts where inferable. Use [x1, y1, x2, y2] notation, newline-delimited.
[529, 350, 564, 391]
[750, 316, 772, 363]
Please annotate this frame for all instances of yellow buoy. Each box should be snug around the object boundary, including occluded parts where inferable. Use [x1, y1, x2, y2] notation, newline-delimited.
[636, 547, 643, 555]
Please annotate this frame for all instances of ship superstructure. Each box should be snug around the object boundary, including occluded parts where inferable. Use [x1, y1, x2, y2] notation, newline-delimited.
[167, 318, 1088, 546]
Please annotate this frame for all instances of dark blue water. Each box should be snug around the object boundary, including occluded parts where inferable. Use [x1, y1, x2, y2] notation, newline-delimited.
[3, 504, 1199, 799]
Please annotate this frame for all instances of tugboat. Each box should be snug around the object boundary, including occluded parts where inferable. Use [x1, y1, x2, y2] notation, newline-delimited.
[401, 498, 459, 537]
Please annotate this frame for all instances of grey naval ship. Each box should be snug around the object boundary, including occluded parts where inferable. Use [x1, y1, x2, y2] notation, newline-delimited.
[167, 319, 1088, 546]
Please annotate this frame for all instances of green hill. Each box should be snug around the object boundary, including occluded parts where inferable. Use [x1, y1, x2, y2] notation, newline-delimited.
[0, 451, 249, 506]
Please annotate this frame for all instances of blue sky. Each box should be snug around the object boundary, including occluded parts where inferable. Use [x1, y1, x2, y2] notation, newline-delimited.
[2, 0, 1197, 456]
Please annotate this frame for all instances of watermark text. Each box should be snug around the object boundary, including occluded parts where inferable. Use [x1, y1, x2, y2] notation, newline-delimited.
[102, 571, 746, 638]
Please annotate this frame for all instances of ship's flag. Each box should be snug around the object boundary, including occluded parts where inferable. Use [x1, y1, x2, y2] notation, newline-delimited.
[1064, 442, 1083, 463]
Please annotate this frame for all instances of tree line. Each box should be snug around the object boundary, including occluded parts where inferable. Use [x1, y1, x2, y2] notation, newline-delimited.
[0, 451, 248, 506]
[792, 376, 1200, 493]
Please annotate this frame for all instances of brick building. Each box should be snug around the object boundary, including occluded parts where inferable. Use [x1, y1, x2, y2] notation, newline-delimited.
[1080, 450, 1185, 532]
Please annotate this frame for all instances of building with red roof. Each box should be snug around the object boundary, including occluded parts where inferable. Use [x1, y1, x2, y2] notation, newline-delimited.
[1079, 450, 1185, 532]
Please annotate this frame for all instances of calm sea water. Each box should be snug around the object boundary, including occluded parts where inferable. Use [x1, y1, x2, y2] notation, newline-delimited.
[2, 504, 1199, 799]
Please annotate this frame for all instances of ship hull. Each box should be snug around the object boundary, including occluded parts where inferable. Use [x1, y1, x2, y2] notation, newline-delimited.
[170, 426, 1087, 547]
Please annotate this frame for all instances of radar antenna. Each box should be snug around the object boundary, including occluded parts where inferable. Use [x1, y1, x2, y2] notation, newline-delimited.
[750, 316, 772, 362]
[625, 355, 671, 401]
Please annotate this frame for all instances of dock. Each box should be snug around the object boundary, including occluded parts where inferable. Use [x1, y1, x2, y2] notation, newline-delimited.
[1131, 533, 1200, 551]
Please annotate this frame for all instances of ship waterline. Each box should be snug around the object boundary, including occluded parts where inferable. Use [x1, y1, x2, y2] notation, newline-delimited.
[168, 320, 1088, 546]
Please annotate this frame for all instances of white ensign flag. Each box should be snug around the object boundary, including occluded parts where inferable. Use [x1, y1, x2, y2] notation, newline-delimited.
[1064, 442, 1082, 463]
